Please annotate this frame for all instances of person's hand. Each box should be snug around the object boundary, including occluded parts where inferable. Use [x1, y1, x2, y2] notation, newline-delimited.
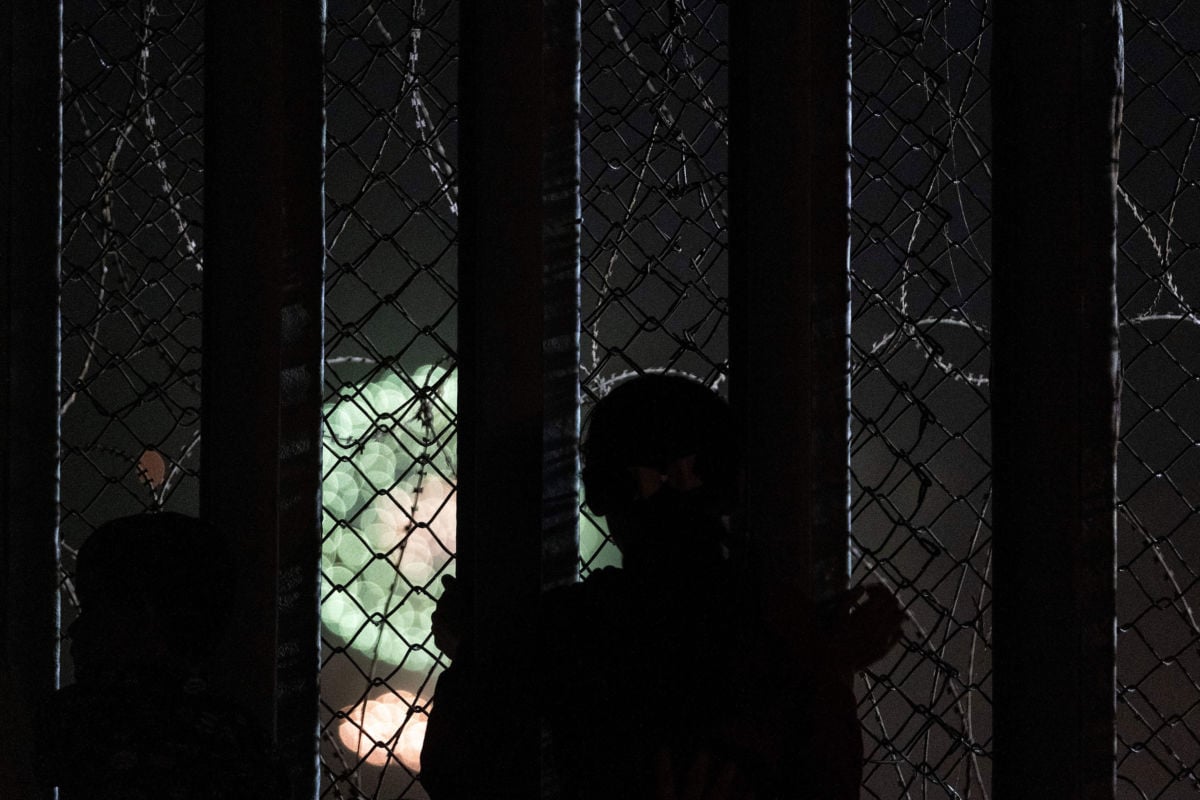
[655, 748, 756, 800]
[430, 574, 468, 660]
[829, 583, 906, 671]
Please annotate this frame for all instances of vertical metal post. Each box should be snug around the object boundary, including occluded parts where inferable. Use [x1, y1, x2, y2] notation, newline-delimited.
[1, 2, 60, 798]
[543, 0, 583, 593]
[992, 3, 1122, 798]
[730, 0, 852, 621]
[457, 0, 579, 793]
[203, 3, 324, 797]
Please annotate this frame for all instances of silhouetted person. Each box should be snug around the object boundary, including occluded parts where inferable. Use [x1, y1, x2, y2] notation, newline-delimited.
[35, 512, 278, 800]
[424, 374, 903, 799]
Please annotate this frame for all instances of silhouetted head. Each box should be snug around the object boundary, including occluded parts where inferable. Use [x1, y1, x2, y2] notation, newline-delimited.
[581, 373, 739, 572]
[70, 512, 234, 683]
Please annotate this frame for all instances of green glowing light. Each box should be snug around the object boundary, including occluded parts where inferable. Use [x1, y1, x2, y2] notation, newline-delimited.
[357, 501, 405, 552]
[358, 440, 398, 488]
[323, 468, 364, 518]
[374, 629, 409, 665]
[324, 564, 355, 590]
[398, 538, 435, 584]
[363, 373, 412, 418]
[335, 533, 372, 571]
[326, 392, 372, 444]
[581, 514, 621, 571]
[351, 579, 388, 612]
[320, 363, 461, 670]
[362, 558, 398, 591]
[321, 590, 368, 640]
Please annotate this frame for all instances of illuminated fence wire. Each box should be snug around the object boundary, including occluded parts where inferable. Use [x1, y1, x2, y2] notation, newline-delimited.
[579, 0, 729, 576]
[321, 2, 459, 797]
[1115, 3, 1200, 796]
[59, 0, 205, 667]
[849, 2, 993, 797]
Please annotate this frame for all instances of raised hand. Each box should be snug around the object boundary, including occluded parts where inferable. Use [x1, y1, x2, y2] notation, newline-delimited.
[829, 583, 906, 671]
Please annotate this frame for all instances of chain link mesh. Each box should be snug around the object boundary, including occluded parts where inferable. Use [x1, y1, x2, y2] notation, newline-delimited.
[48, 2, 1199, 797]
[59, 0, 205, 676]
[849, 2, 993, 797]
[579, 0, 729, 576]
[321, 2, 459, 797]
[1116, 2, 1200, 796]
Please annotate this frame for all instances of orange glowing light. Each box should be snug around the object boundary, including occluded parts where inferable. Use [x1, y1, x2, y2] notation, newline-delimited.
[337, 691, 429, 772]
[136, 449, 167, 489]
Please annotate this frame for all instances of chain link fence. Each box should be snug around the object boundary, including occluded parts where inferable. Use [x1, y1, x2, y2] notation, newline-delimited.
[46, 1, 1199, 798]
[849, 2, 993, 797]
[579, 0, 729, 576]
[59, 0, 205, 680]
[321, 2, 459, 797]
[580, 2, 998, 797]
[1116, 2, 1200, 796]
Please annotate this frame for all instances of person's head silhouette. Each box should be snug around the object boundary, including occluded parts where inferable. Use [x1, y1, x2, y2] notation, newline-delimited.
[47, 513, 278, 800]
[69, 511, 234, 684]
[581, 373, 740, 573]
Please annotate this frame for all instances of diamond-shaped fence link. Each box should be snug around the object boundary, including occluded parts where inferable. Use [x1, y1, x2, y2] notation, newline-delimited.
[321, 2, 459, 797]
[850, 2, 993, 798]
[579, 0, 729, 576]
[1116, 3, 1200, 797]
[59, 0, 205, 677]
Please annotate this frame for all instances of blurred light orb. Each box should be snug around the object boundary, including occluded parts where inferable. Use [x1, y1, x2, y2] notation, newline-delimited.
[338, 691, 429, 772]
[319, 364, 459, 670]
[362, 476, 457, 580]
[358, 440, 399, 488]
[321, 478, 455, 667]
[395, 593, 435, 639]
[324, 564, 355, 590]
[352, 579, 387, 611]
[390, 476, 457, 551]
[326, 395, 371, 443]
[321, 590, 367, 641]
[357, 502, 407, 553]
[323, 468, 363, 518]
[412, 363, 454, 402]
[361, 557, 397, 591]
[363, 375, 412, 421]
[335, 532, 372, 571]
[410, 364, 457, 435]
[375, 629, 409, 665]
